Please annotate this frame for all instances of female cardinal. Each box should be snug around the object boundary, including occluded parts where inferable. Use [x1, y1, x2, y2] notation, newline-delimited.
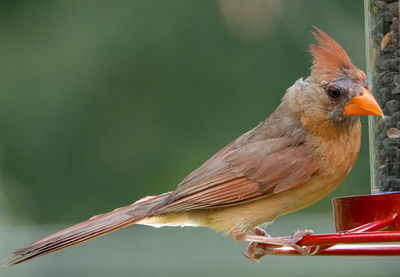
[5, 28, 383, 265]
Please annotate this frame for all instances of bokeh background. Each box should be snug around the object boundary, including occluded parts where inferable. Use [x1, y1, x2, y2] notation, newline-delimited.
[1, 0, 397, 276]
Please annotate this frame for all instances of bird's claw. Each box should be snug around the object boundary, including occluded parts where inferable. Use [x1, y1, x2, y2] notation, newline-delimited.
[244, 229, 315, 261]
[291, 229, 314, 242]
[244, 241, 273, 262]
[285, 229, 315, 256]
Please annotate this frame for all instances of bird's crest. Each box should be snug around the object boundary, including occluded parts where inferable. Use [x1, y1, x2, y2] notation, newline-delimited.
[310, 27, 365, 82]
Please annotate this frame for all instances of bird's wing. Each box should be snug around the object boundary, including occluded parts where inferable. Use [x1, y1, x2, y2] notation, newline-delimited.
[153, 128, 320, 214]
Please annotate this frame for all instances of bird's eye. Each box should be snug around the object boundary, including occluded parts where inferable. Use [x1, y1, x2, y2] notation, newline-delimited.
[327, 86, 342, 98]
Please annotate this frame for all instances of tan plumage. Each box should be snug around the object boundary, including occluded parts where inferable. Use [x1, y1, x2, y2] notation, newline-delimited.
[4, 27, 383, 265]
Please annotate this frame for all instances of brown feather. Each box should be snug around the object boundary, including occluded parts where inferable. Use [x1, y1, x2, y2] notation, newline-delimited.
[310, 27, 365, 82]
[5, 193, 170, 265]
[152, 120, 319, 214]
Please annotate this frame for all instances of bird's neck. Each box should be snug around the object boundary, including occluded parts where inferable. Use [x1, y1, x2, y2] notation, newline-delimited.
[300, 114, 360, 139]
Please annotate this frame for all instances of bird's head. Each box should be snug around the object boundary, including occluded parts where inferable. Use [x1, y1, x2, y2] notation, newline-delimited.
[284, 27, 383, 133]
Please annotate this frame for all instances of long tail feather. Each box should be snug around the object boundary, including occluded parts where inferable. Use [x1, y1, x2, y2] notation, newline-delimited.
[4, 193, 169, 266]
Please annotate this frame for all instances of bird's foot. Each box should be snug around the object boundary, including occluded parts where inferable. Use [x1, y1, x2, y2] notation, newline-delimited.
[286, 229, 316, 255]
[243, 228, 315, 262]
[243, 227, 272, 262]
[244, 241, 273, 262]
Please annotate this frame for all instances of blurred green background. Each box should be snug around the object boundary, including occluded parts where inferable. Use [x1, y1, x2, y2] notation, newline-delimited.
[2, 0, 396, 276]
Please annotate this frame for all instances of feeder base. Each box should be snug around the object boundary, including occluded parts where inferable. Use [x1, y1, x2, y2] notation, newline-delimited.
[333, 193, 400, 232]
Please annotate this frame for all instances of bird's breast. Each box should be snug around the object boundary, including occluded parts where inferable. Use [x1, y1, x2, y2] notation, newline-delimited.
[314, 119, 362, 189]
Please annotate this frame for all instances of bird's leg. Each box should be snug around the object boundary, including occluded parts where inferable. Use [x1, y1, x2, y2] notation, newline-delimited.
[232, 227, 314, 262]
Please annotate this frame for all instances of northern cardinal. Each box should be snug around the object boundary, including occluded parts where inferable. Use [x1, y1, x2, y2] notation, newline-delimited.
[5, 28, 383, 265]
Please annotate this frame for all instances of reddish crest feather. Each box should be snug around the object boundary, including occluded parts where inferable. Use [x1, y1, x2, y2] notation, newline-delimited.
[310, 27, 365, 82]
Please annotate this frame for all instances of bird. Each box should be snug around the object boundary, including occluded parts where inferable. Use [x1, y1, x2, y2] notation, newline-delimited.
[4, 27, 383, 265]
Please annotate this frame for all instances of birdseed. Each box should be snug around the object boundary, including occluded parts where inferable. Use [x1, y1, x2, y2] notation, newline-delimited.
[368, 0, 400, 193]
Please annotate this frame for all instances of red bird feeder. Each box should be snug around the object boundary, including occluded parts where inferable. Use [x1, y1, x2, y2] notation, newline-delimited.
[268, 196, 400, 256]
[266, 0, 400, 257]
[267, 196, 400, 256]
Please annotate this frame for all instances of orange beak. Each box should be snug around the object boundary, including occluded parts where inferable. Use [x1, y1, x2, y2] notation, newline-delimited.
[343, 87, 383, 117]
